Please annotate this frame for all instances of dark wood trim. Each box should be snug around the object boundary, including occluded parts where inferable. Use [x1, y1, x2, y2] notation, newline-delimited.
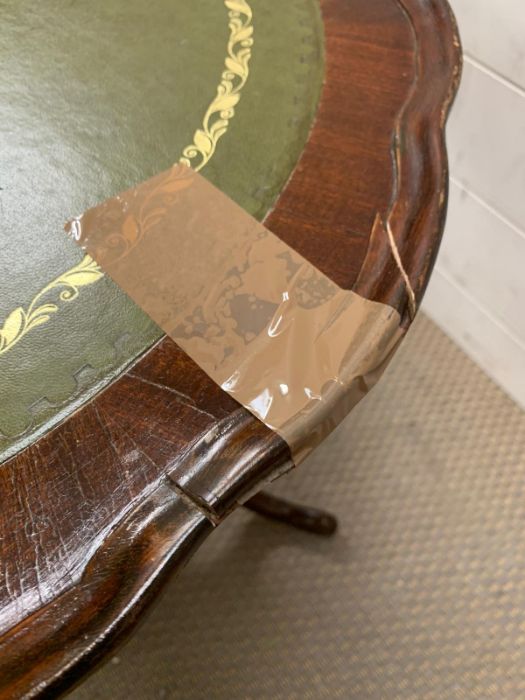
[354, 0, 462, 321]
[0, 484, 212, 699]
[0, 1, 461, 696]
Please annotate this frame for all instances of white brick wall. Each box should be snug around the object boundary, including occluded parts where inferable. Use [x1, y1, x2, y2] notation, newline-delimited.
[421, 0, 525, 408]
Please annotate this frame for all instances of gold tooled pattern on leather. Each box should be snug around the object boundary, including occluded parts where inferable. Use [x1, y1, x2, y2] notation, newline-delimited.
[0, 0, 253, 357]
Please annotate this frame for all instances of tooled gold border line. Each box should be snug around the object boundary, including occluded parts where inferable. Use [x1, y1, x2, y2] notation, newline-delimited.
[0, 0, 253, 357]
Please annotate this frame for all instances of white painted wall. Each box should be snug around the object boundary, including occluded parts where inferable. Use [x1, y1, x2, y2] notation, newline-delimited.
[422, 0, 525, 408]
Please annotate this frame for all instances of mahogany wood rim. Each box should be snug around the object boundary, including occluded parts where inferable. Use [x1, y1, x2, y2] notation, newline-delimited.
[0, 1, 461, 697]
[355, 0, 462, 321]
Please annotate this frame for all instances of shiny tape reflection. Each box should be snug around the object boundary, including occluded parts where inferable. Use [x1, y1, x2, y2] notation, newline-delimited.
[66, 165, 401, 463]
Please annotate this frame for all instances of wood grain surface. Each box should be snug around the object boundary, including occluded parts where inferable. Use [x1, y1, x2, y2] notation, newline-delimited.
[0, 0, 461, 696]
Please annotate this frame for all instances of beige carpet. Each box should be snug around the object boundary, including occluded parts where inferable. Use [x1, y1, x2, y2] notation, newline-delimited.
[70, 315, 525, 700]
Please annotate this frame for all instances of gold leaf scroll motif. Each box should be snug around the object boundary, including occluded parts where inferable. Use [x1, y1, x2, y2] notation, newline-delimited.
[0, 257, 104, 355]
[0, 0, 254, 356]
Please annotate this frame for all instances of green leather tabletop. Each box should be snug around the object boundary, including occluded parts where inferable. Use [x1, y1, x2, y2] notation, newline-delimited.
[0, 0, 324, 462]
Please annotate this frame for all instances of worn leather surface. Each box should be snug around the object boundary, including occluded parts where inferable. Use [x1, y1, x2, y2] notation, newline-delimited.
[0, 0, 324, 461]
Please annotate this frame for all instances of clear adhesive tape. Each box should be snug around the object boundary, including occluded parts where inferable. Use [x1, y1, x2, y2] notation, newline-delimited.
[66, 164, 402, 464]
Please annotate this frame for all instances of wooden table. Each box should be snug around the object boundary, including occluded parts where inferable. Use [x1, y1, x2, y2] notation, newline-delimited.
[0, 0, 461, 696]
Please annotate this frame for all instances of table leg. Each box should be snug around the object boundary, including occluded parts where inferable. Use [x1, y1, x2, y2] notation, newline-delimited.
[244, 491, 337, 536]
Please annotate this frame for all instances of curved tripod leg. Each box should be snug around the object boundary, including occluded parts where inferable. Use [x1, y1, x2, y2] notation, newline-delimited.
[244, 491, 337, 536]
